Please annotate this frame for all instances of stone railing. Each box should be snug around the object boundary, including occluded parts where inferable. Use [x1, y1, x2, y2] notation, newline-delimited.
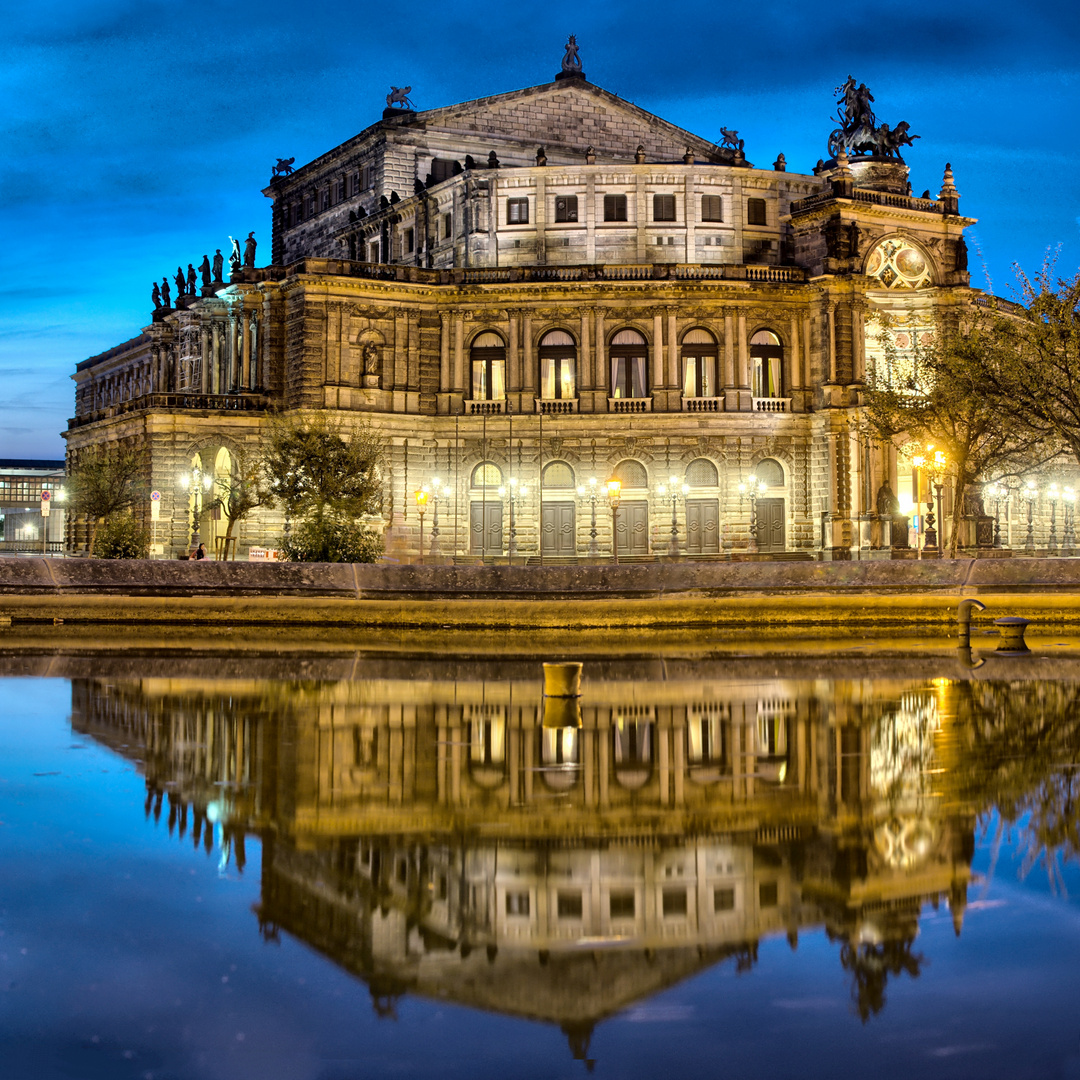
[753, 396, 791, 413]
[70, 391, 271, 428]
[791, 188, 943, 215]
[465, 399, 505, 415]
[683, 396, 722, 412]
[535, 398, 578, 414]
[608, 397, 652, 414]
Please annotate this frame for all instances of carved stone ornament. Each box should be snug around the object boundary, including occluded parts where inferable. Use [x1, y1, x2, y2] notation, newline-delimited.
[548, 436, 564, 459]
[362, 341, 382, 375]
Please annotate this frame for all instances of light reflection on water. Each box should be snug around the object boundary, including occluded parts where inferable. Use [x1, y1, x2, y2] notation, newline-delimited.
[3, 648, 1080, 1079]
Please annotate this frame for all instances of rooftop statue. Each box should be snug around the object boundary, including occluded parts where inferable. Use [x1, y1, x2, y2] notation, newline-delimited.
[272, 157, 295, 178]
[828, 76, 919, 161]
[243, 231, 257, 268]
[719, 127, 744, 153]
[561, 35, 582, 74]
[386, 86, 416, 110]
[228, 236, 242, 275]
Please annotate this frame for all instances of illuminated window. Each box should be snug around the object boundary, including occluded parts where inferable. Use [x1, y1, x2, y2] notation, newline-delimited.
[471, 462, 503, 488]
[610, 329, 648, 398]
[865, 238, 932, 289]
[506, 891, 530, 916]
[750, 331, 783, 397]
[681, 328, 718, 397]
[539, 330, 576, 399]
[470, 331, 506, 400]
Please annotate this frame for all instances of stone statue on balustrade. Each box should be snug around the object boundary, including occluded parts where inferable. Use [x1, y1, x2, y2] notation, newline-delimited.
[161, 278, 171, 308]
[174, 267, 186, 298]
[228, 237, 242, 275]
[212, 249, 224, 282]
[719, 127, 744, 152]
[243, 232, 257, 268]
[152, 282, 162, 309]
[187, 264, 198, 295]
[199, 255, 212, 287]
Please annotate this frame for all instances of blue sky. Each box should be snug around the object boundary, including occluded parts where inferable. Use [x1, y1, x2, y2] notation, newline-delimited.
[2, 0, 1078, 458]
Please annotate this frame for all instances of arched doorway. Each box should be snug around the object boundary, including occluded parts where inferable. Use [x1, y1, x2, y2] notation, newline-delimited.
[753, 457, 786, 552]
[684, 457, 720, 555]
[541, 460, 576, 558]
[612, 459, 649, 557]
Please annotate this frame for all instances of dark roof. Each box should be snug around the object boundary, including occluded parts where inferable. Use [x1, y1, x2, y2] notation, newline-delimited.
[76, 334, 151, 372]
[0, 459, 65, 470]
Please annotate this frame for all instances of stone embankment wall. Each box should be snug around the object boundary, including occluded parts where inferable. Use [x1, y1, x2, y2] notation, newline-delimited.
[1, 557, 1080, 632]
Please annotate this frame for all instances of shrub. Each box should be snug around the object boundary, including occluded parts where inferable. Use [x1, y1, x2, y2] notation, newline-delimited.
[280, 515, 383, 563]
[94, 513, 150, 559]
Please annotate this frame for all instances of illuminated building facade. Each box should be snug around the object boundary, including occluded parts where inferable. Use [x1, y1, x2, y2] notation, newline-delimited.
[65, 47, 975, 559]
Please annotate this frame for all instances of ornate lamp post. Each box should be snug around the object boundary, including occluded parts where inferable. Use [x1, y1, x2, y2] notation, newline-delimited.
[1064, 486, 1076, 556]
[427, 477, 451, 562]
[606, 478, 622, 564]
[179, 463, 213, 553]
[499, 477, 529, 564]
[930, 449, 947, 558]
[1023, 480, 1038, 554]
[911, 453, 926, 558]
[984, 481, 1005, 548]
[738, 475, 766, 553]
[657, 475, 689, 557]
[1047, 483, 1060, 555]
[414, 487, 429, 564]
[577, 477, 601, 558]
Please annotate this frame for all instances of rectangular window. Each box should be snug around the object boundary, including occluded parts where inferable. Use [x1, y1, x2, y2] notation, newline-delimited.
[759, 882, 778, 908]
[701, 195, 723, 222]
[662, 888, 688, 917]
[404, 228, 414, 254]
[609, 891, 635, 919]
[747, 197, 767, 225]
[472, 359, 506, 401]
[505, 891, 530, 916]
[306, 196, 315, 218]
[603, 194, 628, 222]
[611, 356, 647, 399]
[507, 198, 529, 225]
[714, 887, 735, 912]
[321, 189, 330, 212]
[554, 195, 578, 222]
[351, 171, 361, 196]
[540, 357, 576, 399]
[557, 891, 583, 919]
[430, 157, 456, 184]
[443, 213, 453, 239]
[368, 242, 380, 263]
[361, 165, 373, 190]
[653, 194, 676, 222]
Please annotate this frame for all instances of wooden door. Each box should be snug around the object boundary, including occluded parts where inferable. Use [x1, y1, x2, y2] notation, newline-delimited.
[686, 498, 720, 554]
[541, 502, 576, 557]
[756, 497, 785, 552]
[615, 500, 649, 556]
[470, 500, 503, 555]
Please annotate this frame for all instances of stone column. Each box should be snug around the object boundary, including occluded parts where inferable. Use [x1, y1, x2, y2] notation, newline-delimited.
[723, 310, 735, 387]
[200, 326, 210, 394]
[652, 310, 664, 392]
[594, 308, 605, 401]
[439, 312, 451, 393]
[853, 302, 866, 384]
[667, 308, 678, 391]
[508, 309, 520, 395]
[452, 315, 465, 393]
[827, 302, 837, 384]
[523, 311, 534, 394]
[229, 314, 240, 391]
[241, 308, 252, 390]
[579, 308, 591, 395]
[248, 312, 258, 390]
[788, 314, 800, 393]
[802, 313, 812, 389]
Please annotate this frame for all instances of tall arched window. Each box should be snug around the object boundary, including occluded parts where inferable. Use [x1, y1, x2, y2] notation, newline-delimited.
[750, 330, 783, 398]
[682, 329, 718, 398]
[539, 330, 576, 400]
[470, 331, 506, 401]
[610, 329, 648, 399]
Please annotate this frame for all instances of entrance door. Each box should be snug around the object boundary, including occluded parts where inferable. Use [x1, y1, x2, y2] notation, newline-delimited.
[756, 498, 785, 552]
[470, 501, 503, 555]
[686, 498, 720, 554]
[615, 500, 649, 557]
[542, 502, 576, 557]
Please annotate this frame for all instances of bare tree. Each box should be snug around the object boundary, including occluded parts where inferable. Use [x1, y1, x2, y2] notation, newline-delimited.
[67, 445, 148, 555]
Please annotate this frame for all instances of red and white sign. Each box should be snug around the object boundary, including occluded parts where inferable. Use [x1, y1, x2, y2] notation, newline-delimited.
[40, 490, 51, 517]
[248, 547, 280, 562]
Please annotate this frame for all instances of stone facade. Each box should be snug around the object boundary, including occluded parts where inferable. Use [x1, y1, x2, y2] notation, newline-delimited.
[66, 62, 977, 561]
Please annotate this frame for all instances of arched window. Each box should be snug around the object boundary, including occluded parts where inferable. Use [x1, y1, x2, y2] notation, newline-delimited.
[750, 330, 783, 398]
[539, 330, 576, 400]
[610, 329, 648, 399]
[613, 459, 648, 489]
[468, 705, 506, 790]
[685, 458, 718, 487]
[613, 710, 654, 791]
[682, 329, 718, 398]
[754, 458, 784, 488]
[470, 331, 506, 401]
[471, 462, 503, 489]
[542, 461, 575, 489]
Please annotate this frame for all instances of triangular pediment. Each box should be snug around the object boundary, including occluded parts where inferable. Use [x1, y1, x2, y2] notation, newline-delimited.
[410, 80, 727, 163]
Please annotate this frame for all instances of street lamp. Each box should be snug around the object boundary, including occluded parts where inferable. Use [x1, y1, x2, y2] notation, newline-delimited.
[657, 475, 689, 557]
[427, 477, 451, 562]
[1023, 480, 1038, 554]
[414, 487, 429, 564]
[1047, 483, 1060, 555]
[1065, 486, 1077, 556]
[606, 478, 622, 564]
[930, 449, 947, 558]
[577, 477, 601, 558]
[179, 463, 213, 554]
[912, 454, 926, 558]
[738, 474, 766, 552]
[984, 481, 1005, 548]
[500, 477, 529, 564]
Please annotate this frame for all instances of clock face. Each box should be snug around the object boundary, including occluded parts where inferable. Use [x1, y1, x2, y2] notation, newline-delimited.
[866, 239, 932, 289]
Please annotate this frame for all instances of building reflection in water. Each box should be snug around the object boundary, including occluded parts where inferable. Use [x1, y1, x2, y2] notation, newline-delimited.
[69, 666, 1080, 1060]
